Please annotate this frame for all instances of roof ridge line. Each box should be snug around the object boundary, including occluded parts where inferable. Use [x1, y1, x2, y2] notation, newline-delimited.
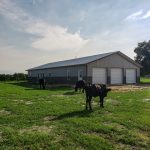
[27, 51, 118, 71]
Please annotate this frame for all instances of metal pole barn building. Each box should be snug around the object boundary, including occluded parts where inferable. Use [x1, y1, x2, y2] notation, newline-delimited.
[27, 51, 142, 85]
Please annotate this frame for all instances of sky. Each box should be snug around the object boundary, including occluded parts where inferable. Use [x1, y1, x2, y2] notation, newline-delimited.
[0, 0, 150, 74]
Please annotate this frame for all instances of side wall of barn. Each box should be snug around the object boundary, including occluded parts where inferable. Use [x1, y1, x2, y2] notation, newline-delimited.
[28, 65, 86, 84]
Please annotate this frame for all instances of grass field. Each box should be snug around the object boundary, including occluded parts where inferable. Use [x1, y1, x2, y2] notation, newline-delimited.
[0, 82, 150, 150]
[140, 77, 150, 84]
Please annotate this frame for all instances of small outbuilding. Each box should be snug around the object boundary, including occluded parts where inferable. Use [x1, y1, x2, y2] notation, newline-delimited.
[27, 51, 142, 85]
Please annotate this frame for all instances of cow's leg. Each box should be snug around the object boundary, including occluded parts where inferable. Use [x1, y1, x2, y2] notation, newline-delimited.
[43, 84, 45, 89]
[75, 86, 77, 92]
[86, 98, 88, 110]
[100, 96, 104, 108]
[89, 96, 92, 110]
[82, 88, 84, 93]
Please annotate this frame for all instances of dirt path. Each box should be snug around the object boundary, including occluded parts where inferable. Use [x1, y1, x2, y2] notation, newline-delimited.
[108, 84, 150, 92]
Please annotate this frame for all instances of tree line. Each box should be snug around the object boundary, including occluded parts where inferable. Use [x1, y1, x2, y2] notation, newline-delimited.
[0, 73, 27, 81]
[134, 40, 150, 76]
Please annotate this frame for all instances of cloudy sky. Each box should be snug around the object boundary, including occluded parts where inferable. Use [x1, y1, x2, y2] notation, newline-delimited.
[0, 0, 150, 74]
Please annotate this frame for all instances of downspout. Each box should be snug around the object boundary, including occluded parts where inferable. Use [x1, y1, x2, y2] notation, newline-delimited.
[86, 64, 88, 82]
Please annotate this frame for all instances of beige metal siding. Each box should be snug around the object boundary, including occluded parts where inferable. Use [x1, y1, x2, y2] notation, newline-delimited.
[87, 53, 140, 77]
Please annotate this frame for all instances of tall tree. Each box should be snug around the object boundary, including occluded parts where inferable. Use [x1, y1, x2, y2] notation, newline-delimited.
[134, 40, 150, 76]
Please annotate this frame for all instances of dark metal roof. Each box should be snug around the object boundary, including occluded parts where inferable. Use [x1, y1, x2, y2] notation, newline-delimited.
[27, 51, 116, 71]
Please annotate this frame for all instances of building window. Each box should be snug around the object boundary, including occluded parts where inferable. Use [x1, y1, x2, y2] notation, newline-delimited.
[49, 73, 52, 77]
[29, 72, 32, 77]
[78, 70, 83, 80]
[67, 70, 70, 80]
[37, 74, 40, 78]
[40, 73, 44, 78]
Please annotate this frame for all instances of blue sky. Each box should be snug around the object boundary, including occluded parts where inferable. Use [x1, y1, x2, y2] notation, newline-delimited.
[0, 0, 150, 73]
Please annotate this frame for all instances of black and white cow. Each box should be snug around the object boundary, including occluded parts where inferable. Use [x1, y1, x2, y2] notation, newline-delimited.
[85, 84, 111, 110]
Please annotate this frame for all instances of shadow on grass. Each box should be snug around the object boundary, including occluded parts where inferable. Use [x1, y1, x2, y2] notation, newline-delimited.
[8, 81, 75, 91]
[8, 81, 40, 89]
[51, 109, 93, 121]
[63, 91, 81, 95]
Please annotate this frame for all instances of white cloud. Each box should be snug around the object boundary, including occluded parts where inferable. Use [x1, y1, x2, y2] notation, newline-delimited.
[26, 22, 88, 51]
[124, 10, 150, 21]
[0, 0, 88, 52]
[125, 10, 143, 20]
[142, 10, 150, 19]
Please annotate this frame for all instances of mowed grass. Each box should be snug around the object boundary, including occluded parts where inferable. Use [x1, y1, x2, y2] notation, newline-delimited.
[140, 77, 150, 84]
[0, 82, 150, 150]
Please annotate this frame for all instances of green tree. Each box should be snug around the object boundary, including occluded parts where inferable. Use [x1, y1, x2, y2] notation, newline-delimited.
[0, 73, 27, 81]
[134, 40, 150, 76]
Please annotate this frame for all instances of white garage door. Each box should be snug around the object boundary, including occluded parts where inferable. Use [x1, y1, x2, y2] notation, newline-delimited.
[126, 69, 136, 84]
[92, 68, 106, 84]
[111, 68, 122, 84]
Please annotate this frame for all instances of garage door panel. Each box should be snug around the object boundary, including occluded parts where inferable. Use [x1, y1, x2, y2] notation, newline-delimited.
[111, 68, 122, 84]
[92, 68, 106, 84]
[126, 69, 136, 83]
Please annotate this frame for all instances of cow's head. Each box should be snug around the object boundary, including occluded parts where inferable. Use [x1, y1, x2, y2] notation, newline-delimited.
[100, 85, 111, 97]
[104, 88, 111, 97]
[107, 88, 111, 92]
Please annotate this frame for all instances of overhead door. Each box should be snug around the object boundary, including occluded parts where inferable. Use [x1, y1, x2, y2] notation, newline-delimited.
[111, 68, 122, 84]
[126, 69, 136, 84]
[92, 68, 106, 84]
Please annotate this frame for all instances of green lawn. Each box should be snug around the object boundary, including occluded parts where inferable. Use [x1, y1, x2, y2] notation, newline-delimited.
[0, 82, 150, 150]
[140, 77, 150, 84]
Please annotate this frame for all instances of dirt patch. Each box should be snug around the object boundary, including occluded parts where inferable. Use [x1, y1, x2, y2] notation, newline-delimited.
[37, 98, 45, 100]
[116, 142, 136, 150]
[13, 99, 24, 102]
[0, 109, 11, 115]
[13, 100, 19, 102]
[19, 125, 53, 134]
[136, 130, 150, 140]
[104, 110, 113, 115]
[51, 94, 65, 98]
[52, 134, 63, 144]
[82, 132, 100, 137]
[25, 101, 33, 105]
[109, 85, 149, 92]
[46, 101, 52, 103]
[137, 132, 149, 141]
[92, 101, 99, 106]
[106, 99, 121, 106]
[0, 131, 2, 142]
[143, 99, 150, 102]
[44, 116, 57, 123]
[116, 124, 126, 130]
[103, 122, 126, 130]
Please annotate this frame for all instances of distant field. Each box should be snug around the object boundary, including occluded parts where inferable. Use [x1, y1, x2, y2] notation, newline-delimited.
[140, 77, 150, 83]
[0, 82, 150, 150]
